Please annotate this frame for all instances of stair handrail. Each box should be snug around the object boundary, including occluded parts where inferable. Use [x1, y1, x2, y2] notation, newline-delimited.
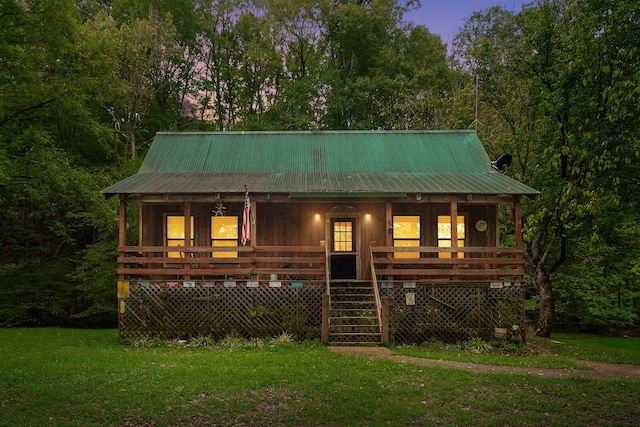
[321, 240, 330, 296]
[369, 242, 383, 335]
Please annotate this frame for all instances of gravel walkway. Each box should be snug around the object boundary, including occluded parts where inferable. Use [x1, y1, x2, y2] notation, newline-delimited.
[329, 346, 640, 380]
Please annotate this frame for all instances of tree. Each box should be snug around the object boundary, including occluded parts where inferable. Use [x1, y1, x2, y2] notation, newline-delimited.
[0, 1, 125, 326]
[454, 0, 640, 336]
[254, 0, 326, 129]
[320, 0, 455, 129]
[108, 11, 183, 159]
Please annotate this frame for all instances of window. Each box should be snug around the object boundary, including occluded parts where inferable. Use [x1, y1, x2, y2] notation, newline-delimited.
[437, 215, 465, 258]
[332, 220, 354, 252]
[166, 216, 194, 258]
[211, 216, 238, 258]
[393, 216, 420, 259]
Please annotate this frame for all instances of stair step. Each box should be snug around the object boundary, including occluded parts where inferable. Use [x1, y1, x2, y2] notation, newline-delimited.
[330, 328, 379, 333]
[329, 332, 381, 336]
[330, 316, 377, 320]
[331, 296, 375, 300]
[328, 280, 381, 345]
[331, 299, 376, 304]
[330, 329, 380, 334]
[329, 342, 382, 346]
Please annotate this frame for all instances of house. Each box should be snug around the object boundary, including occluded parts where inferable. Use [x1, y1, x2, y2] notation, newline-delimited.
[103, 130, 538, 344]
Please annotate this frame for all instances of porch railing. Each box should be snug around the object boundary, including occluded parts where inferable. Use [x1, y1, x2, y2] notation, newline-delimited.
[370, 245, 524, 283]
[369, 246, 383, 335]
[117, 245, 327, 281]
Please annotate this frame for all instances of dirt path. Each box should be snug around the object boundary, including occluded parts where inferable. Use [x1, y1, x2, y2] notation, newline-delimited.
[329, 346, 640, 380]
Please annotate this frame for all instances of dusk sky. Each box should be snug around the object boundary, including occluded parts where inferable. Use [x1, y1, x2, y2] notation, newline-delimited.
[404, 0, 528, 44]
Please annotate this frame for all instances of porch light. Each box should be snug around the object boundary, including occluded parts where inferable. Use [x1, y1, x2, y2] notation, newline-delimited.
[315, 213, 321, 221]
[365, 213, 371, 220]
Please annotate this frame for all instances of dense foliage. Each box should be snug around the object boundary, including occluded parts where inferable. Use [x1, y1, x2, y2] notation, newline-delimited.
[454, 0, 640, 335]
[0, 0, 638, 332]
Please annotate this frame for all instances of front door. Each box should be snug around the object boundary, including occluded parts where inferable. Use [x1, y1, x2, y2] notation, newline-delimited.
[330, 218, 357, 279]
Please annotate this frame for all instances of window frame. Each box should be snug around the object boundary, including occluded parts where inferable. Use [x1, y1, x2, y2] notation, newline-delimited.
[332, 219, 355, 252]
[437, 215, 466, 259]
[211, 216, 239, 258]
[392, 215, 421, 259]
[165, 215, 195, 258]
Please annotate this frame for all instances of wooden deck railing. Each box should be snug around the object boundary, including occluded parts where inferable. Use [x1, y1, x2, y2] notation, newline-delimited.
[369, 246, 383, 335]
[117, 245, 327, 281]
[370, 245, 524, 283]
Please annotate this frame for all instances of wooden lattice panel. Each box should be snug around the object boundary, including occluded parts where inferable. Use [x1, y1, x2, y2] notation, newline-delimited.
[119, 281, 325, 340]
[379, 282, 524, 344]
[119, 280, 523, 343]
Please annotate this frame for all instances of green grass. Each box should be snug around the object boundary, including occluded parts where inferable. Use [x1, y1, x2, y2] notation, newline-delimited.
[1, 329, 639, 426]
[391, 334, 640, 369]
[391, 341, 586, 369]
[546, 333, 640, 365]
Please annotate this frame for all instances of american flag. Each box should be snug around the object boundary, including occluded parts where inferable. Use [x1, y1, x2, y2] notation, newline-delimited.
[241, 188, 250, 245]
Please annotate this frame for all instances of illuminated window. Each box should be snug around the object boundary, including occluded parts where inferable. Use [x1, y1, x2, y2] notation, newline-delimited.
[333, 220, 354, 252]
[166, 216, 194, 258]
[393, 216, 420, 259]
[211, 216, 238, 258]
[437, 215, 465, 258]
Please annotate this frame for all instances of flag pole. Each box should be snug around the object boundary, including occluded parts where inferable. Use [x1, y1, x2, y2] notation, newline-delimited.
[241, 186, 250, 246]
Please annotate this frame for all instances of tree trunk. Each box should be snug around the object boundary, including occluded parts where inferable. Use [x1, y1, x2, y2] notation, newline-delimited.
[532, 267, 554, 337]
[525, 218, 560, 338]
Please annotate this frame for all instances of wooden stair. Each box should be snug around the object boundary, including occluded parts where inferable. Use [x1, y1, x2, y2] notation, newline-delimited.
[328, 281, 382, 346]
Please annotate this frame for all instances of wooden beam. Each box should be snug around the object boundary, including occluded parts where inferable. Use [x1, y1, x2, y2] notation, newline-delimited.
[123, 193, 519, 205]
[381, 296, 390, 345]
[184, 201, 191, 280]
[321, 294, 329, 345]
[138, 203, 143, 247]
[385, 202, 392, 247]
[118, 198, 126, 280]
[250, 198, 256, 246]
[119, 199, 126, 248]
[514, 198, 522, 249]
[450, 200, 458, 254]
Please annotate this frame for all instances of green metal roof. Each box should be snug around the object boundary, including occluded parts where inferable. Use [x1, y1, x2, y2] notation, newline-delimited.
[102, 130, 539, 198]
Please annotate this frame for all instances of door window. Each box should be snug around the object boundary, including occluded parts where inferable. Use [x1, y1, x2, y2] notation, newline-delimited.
[332, 219, 354, 252]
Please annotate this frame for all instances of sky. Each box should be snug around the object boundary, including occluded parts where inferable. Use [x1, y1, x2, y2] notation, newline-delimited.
[404, 0, 528, 45]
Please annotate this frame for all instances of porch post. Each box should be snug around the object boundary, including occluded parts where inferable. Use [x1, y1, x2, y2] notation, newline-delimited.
[118, 198, 126, 281]
[385, 202, 392, 247]
[184, 201, 191, 280]
[450, 201, 458, 259]
[514, 198, 522, 249]
[118, 198, 126, 248]
[385, 202, 392, 280]
[514, 198, 523, 281]
[321, 293, 330, 344]
[138, 203, 143, 248]
[250, 198, 256, 246]
[381, 296, 390, 345]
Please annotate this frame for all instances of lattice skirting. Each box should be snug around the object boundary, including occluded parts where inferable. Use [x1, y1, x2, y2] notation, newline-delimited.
[118, 280, 325, 340]
[118, 281, 525, 343]
[379, 282, 525, 344]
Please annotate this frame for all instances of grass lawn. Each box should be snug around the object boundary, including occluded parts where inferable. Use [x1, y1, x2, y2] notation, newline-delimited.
[1, 329, 639, 426]
[391, 334, 640, 368]
[545, 333, 640, 365]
